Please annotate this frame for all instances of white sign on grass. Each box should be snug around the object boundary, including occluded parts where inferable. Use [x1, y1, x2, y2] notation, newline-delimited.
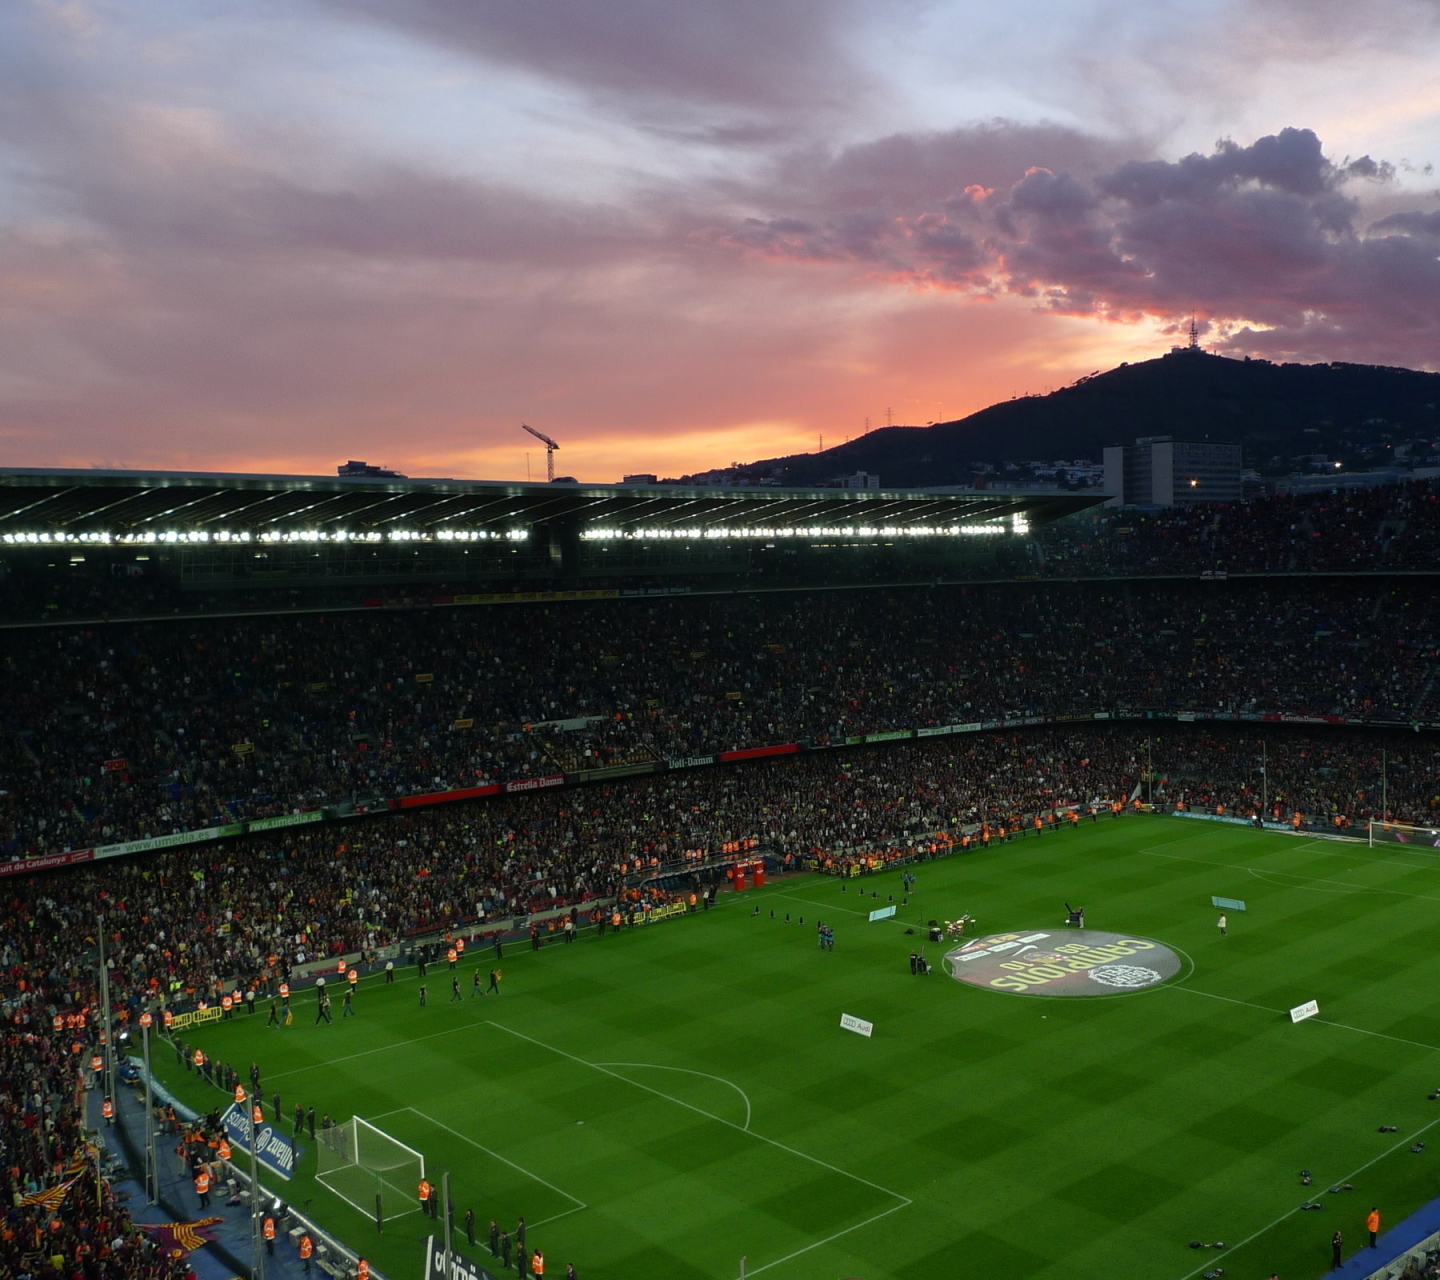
[840, 1013, 874, 1038]
[868, 904, 897, 921]
[1290, 999, 1320, 1024]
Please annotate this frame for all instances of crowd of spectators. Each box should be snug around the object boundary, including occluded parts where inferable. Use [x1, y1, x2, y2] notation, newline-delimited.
[0, 962, 193, 1279]
[0, 720, 1436, 1276]
[1026, 476, 1440, 577]
[1, 578, 1437, 857]
[1, 478, 1438, 627]
[4, 725, 1437, 1000]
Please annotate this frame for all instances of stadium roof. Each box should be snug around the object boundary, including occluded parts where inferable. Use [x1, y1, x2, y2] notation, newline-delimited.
[0, 467, 1104, 546]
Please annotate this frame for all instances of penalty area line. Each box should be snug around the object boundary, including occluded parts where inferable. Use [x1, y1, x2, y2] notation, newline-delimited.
[484, 1022, 907, 1199]
[485, 1019, 911, 1271]
[372, 1105, 586, 1227]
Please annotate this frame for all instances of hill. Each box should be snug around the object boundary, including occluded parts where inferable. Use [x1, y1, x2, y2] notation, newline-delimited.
[729, 351, 1440, 486]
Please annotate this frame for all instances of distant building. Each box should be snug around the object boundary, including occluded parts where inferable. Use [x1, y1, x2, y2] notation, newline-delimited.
[622, 474, 658, 485]
[841, 471, 881, 491]
[1103, 436, 1241, 506]
[338, 460, 406, 478]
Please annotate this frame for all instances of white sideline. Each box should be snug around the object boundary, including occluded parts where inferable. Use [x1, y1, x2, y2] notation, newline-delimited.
[1171, 1111, 1440, 1280]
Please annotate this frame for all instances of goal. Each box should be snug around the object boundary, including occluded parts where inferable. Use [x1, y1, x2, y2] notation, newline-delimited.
[315, 1116, 425, 1223]
[1368, 820, 1440, 849]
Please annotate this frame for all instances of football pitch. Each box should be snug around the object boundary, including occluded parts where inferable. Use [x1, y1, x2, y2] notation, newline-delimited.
[161, 816, 1440, 1280]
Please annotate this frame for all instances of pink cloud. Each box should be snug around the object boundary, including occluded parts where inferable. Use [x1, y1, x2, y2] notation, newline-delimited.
[713, 126, 1440, 367]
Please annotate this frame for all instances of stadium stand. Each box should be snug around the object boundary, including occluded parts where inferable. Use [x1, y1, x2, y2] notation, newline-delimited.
[2, 471, 1439, 1279]
[0, 578, 1437, 857]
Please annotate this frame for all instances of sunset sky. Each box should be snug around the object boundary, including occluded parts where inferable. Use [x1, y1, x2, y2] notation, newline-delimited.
[1, 0, 1437, 482]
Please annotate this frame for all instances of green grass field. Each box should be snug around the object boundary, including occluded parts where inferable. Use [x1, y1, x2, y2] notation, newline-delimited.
[161, 816, 1440, 1280]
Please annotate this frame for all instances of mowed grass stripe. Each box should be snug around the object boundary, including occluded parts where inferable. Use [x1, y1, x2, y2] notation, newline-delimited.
[157, 816, 1440, 1280]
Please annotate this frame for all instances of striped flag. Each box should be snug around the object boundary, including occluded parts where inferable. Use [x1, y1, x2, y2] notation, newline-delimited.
[19, 1173, 80, 1207]
[135, 1217, 223, 1252]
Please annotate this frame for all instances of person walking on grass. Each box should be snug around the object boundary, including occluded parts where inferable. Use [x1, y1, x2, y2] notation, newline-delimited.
[1332, 1229, 1343, 1268]
[472, 969, 484, 998]
[489, 968, 502, 995]
[419, 981, 427, 1007]
[1368, 1207, 1381, 1247]
[1217, 913, 1227, 936]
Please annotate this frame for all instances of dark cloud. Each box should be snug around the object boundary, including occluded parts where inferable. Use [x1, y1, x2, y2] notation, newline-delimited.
[714, 126, 1440, 366]
[320, 0, 870, 117]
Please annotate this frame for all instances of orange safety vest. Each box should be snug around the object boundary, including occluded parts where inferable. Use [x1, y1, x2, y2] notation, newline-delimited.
[1368, 1210, 1381, 1233]
[101, 1099, 114, 1120]
[448, 949, 457, 964]
[263, 1217, 275, 1241]
[348, 969, 358, 985]
[222, 996, 232, 1011]
[217, 1140, 231, 1161]
[299, 1237, 313, 1260]
[418, 1180, 432, 1201]
[279, 984, 290, 998]
[532, 1252, 545, 1276]
[456, 938, 466, 953]
[194, 1050, 205, 1067]
[357, 1262, 369, 1280]
[195, 1172, 210, 1194]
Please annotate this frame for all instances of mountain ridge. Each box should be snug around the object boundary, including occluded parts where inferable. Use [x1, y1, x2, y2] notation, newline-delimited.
[723, 351, 1440, 487]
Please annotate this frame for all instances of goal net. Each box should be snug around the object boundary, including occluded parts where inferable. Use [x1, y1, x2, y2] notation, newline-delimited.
[1368, 820, 1440, 849]
[315, 1117, 425, 1222]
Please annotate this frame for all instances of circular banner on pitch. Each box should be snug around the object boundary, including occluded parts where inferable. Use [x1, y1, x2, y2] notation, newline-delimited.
[943, 928, 1182, 996]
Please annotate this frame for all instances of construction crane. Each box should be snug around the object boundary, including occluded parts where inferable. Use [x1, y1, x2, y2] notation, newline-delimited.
[520, 423, 560, 482]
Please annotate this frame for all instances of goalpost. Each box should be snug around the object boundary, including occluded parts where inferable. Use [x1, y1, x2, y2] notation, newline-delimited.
[315, 1117, 425, 1223]
[1368, 820, 1440, 849]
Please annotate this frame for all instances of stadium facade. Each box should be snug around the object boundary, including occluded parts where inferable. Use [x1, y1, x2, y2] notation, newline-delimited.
[0, 466, 1100, 597]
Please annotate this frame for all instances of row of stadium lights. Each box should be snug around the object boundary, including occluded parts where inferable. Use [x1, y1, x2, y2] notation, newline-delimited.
[581, 518, 1027, 539]
[1, 517, 1027, 547]
[0, 529, 529, 546]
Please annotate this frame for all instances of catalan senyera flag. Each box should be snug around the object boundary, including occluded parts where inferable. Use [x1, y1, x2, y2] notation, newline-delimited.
[19, 1173, 81, 1207]
[135, 1217, 223, 1252]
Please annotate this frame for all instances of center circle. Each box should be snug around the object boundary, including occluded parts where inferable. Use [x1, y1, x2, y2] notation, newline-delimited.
[943, 928, 1182, 996]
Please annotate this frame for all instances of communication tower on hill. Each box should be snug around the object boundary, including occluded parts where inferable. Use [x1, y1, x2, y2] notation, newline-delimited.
[521, 423, 560, 482]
